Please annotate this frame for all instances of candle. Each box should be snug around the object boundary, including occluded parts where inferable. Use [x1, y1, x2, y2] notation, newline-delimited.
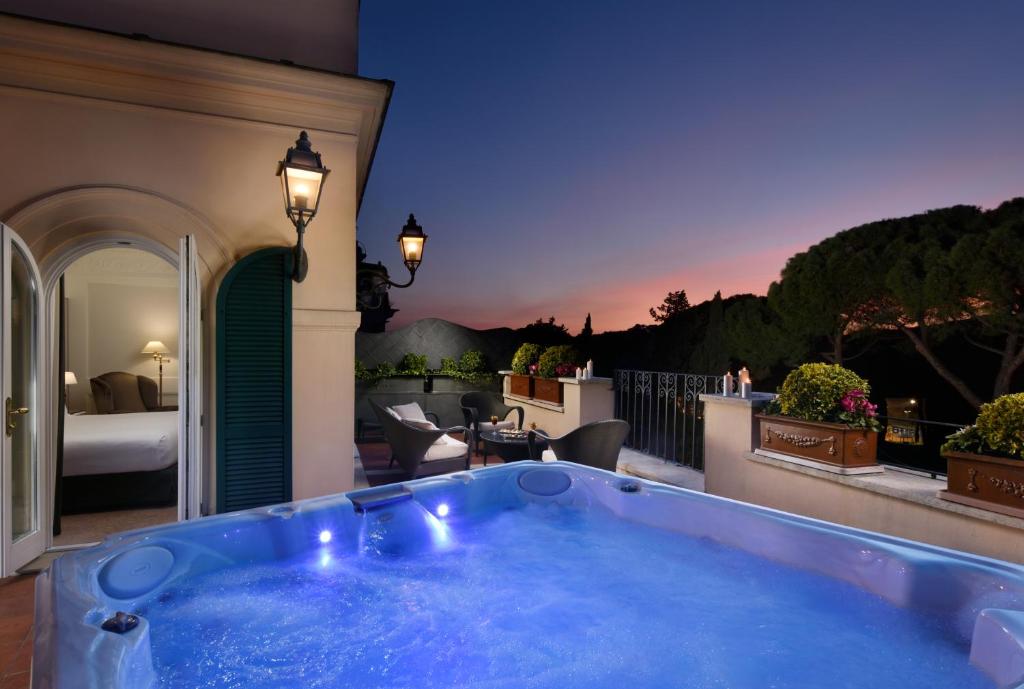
[740, 382, 752, 399]
[586, 359, 594, 377]
[723, 371, 734, 396]
[738, 367, 751, 385]
[576, 367, 583, 380]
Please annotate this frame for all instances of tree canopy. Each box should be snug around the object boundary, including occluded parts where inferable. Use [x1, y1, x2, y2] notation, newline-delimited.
[649, 289, 691, 322]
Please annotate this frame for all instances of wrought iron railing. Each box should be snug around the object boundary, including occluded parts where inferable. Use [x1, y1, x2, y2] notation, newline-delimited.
[614, 370, 724, 471]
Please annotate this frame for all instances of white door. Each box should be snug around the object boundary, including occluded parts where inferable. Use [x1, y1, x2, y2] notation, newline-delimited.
[178, 235, 203, 519]
[1, 224, 45, 575]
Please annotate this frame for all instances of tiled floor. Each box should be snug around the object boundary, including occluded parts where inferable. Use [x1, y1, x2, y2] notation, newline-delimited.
[0, 575, 34, 689]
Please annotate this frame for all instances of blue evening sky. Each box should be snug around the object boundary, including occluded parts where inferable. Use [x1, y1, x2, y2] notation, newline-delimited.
[358, 1, 1024, 333]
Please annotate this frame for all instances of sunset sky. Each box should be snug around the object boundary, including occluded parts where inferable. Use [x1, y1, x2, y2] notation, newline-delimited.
[357, 1, 1024, 334]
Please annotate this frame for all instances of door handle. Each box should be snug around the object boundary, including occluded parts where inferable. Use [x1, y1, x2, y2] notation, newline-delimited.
[6, 397, 29, 437]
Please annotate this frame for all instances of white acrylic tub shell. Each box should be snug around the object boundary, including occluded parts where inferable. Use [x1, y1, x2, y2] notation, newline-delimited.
[32, 462, 1024, 689]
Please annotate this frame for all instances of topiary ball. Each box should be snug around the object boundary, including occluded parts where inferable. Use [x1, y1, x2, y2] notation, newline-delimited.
[776, 363, 871, 422]
[976, 393, 1024, 459]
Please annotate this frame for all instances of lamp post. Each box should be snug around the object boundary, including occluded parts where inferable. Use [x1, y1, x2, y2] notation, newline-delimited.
[277, 131, 330, 283]
[141, 341, 170, 407]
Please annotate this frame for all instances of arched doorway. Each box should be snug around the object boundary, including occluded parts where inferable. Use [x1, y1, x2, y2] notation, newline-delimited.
[52, 245, 181, 545]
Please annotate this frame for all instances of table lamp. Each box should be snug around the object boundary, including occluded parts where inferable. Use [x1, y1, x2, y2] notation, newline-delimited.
[64, 371, 77, 411]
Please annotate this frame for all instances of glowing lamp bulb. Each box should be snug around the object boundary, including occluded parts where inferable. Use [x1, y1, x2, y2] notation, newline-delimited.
[318, 530, 332, 544]
[436, 503, 450, 518]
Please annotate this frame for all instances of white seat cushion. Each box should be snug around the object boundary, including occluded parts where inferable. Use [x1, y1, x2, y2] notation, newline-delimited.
[390, 402, 428, 422]
[477, 420, 515, 433]
[424, 434, 469, 461]
[403, 418, 447, 445]
[541, 449, 557, 462]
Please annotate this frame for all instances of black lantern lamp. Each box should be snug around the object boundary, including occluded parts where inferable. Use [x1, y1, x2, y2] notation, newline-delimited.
[277, 131, 329, 282]
[355, 214, 429, 311]
[394, 213, 428, 286]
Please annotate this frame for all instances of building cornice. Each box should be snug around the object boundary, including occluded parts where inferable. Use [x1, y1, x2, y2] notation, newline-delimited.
[0, 13, 392, 207]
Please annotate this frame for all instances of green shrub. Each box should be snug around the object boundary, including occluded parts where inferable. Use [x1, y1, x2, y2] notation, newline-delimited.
[977, 393, 1024, 458]
[776, 363, 870, 422]
[439, 357, 459, 376]
[941, 425, 987, 456]
[355, 358, 369, 381]
[459, 349, 487, 374]
[537, 344, 581, 379]
[397, 352, 428, 376]
[372, 361, 396, 379]
[511, 343, 543, 375]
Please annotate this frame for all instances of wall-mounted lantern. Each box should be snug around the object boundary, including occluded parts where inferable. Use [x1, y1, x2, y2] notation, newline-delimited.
[277, 130, 329, 282]
[356, 214, 429, 313]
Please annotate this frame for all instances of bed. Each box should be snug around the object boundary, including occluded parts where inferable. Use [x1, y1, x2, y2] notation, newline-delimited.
[61, 411, 178, 514]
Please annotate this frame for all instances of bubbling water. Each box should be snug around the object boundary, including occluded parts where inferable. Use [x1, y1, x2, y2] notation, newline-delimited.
[142, 502, 994, 689]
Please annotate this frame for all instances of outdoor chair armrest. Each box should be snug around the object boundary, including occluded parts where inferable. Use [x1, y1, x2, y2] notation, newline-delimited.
[527, 428, 552, 459]
[507, 405, 525, 429]
[460, 405, 479, 428]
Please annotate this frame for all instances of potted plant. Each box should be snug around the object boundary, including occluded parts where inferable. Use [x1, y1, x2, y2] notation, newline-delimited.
[939, 393, 1024, 518]
[533, 345, 581, 404]
[509, 343, 543, 398]
[757, 363, 881, 469]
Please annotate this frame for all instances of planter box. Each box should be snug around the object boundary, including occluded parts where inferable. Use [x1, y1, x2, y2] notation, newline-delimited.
[533, 377, 564, 405]
[940, 451, 1024, 519]
[509, 374, 534, 398]
[756, 414, 878, 468]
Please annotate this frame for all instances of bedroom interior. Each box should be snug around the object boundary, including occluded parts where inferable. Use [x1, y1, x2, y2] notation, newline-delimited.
[53, 247, 180, 546]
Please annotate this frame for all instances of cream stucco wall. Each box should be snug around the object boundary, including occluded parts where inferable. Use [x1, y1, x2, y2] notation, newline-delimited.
[0, 15, 390, 516]
[702, 394, 1024, 564]
[502, 376, 615, 437]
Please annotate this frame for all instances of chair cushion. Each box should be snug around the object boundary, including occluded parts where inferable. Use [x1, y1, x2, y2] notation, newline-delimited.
[424, 434, 469, 461]
[541, 449, 558, 462]
[391, 402, 428, 422]
[385, 407, 402, 420]
[404, 418, 447, 445]
[478, 420, 515, 433]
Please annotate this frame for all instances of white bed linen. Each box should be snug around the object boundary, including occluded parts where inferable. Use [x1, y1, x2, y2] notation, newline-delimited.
[63, 411, 178, 477]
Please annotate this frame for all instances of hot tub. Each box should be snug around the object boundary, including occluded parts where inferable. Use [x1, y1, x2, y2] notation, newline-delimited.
[33, 462, 1024, 689]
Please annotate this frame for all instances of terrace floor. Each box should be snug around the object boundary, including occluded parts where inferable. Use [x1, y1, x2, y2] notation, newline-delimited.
[0, 575, 34, 689]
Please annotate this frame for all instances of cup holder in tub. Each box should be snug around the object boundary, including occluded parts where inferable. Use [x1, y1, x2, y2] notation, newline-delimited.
[98, 545, 175, 600]
[517, 468, 573, 497]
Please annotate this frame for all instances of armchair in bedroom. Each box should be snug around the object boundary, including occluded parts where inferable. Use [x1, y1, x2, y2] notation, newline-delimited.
[90, 372, 178, 414]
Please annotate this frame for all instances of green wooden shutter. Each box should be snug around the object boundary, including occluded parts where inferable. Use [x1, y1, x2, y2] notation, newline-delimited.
[216, 248, 292, 513]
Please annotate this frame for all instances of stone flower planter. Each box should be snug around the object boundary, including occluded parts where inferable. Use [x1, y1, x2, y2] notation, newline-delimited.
[940, 451, 1024, 519]
[533, 378, 564, 405]
[756, 414, 878, 469]
[509, 374, 534, 398]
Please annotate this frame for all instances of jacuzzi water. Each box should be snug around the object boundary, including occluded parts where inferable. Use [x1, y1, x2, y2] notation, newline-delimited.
[33, 463, 1024, 689]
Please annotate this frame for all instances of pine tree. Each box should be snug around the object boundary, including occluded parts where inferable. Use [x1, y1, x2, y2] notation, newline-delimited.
[581, 313, 593, 338]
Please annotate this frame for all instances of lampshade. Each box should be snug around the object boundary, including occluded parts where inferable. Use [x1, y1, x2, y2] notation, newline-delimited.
[142, 341, 170, 355]
[64, 371, 78, 386]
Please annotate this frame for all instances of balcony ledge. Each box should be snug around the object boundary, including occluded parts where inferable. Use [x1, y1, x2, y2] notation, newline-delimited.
[744, 450, 1024, 532]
